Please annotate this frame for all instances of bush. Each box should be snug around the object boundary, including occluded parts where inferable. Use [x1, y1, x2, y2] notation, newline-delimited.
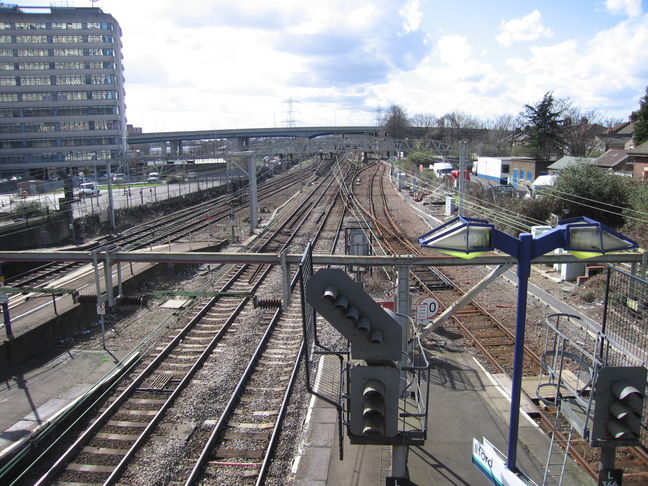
[549, 164, 629, 227]
[12, 200, 48, 218]
[622, 180, 648, 248]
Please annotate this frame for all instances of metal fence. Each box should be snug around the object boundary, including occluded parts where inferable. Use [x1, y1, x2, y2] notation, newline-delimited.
[602, 265, 648, 367]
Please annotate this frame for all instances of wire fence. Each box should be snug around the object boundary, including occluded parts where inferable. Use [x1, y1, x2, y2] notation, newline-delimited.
[602, 265, 648, 367]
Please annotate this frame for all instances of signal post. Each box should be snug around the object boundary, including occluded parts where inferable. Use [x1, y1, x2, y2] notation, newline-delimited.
[306, 268, 426, 486]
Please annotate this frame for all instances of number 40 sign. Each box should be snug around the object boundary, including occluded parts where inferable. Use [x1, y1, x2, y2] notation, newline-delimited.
[416, 296, 440, 327]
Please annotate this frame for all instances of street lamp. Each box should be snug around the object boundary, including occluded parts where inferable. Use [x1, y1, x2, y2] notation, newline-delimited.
[418, 215, 638, 472]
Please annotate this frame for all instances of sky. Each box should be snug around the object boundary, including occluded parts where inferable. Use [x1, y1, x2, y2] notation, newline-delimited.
[13, 0, 648, 132]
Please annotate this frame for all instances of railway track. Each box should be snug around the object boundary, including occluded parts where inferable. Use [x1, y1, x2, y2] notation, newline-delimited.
[349, 162, 538, 375]
[1, 164, 315, 321]
[7, 155, 352, 486]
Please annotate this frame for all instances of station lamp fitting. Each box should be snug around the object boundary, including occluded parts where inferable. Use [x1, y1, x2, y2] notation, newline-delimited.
[417, 216, 493, 259]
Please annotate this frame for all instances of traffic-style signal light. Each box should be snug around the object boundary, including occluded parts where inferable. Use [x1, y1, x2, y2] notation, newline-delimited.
[305, 268, 402, 361]
[349, 365, 400, 441]
[590, 366, 646, 446]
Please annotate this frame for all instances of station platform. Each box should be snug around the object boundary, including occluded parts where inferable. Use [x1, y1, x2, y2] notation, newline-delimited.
[293, 351, 594, 486]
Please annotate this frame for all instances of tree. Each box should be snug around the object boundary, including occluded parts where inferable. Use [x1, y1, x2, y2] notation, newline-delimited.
[383, 105, 409, 138]
[623, 180, 648, 248]
[521, 92, 567, 161]
[409, 113, 437, 138]
[560, 105, 607, 157]
[549, 163, 630, 227]
[478, 113, 519, 156]
[631, 86, 648, 145]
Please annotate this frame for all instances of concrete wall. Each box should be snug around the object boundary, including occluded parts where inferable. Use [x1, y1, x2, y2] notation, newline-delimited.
[0, 240, 227, 366]
[0, 215, 71, 251]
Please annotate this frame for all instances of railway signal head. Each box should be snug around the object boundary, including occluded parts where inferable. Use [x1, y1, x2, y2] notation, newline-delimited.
[349, 365, 400, 442]
[305, 268, 402, 361]
[590, 366, 646, 446]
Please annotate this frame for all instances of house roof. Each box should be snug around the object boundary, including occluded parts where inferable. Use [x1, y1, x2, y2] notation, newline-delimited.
[595, 149, 629, 168]
[628, 140, 648, 156]
[610, 121, 634, 135]
[547, 156, 596, 171]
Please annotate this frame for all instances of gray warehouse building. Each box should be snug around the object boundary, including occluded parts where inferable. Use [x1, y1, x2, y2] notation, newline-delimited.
[0, 5, 127, 178]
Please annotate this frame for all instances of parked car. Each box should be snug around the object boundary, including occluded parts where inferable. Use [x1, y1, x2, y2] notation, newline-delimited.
[147, 172, 160, 183]
[187, 171, 197, 179]
[79, 182, 100, 197]
[112, 173, 126, 184]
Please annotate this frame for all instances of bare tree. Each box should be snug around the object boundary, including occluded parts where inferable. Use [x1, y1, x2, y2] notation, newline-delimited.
[561, 105, 607, 157]
[476, 113, 519, 156]
[437, 110, 484, 145]
[383, 105, 410, 138]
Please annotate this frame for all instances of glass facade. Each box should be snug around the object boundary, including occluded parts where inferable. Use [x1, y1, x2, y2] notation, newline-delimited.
[0, 7, 126, 170]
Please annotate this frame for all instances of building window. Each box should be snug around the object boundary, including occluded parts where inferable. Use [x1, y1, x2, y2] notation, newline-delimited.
[21, 108, 53, 117]
[61, 120, 89, 131]
[18, 62, 50, 70]
[0, 49, 14, 56]
[0, 124, 20, 133]
[0, 93, 18, 101]
[53, 48, 83, 56]
[54, 61, 85, 69]
[56, 74, 85, 85]
[0, 76, 16, 86]
[23, 122, 57, 132]
[52, 35, 84, 43]
[20, 75, 51, 85]
[0, 23, 12, 30]
[1, 63, 15, 70]
[90, 74, 114, 85]
[25, 139, 58, 148]
[0, 109, 20, 118]
[51, 22, 82, 30]
[16, 35, 48, 43]
[14, 22, 47, 30]
[0, 36, 13, 44]
[21, 92, 54, 102]
[93, 120, 117, 130]
[91, 90, 116, 100]
[56, 91, 88, 101]
[17, 48, 49, 56]
[86, 48, 114, 56]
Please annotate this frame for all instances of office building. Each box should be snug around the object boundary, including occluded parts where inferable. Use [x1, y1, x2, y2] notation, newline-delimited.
[0, 5, 127, 178]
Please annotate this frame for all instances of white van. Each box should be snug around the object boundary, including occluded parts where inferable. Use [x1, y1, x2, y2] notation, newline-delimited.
[79, 182, 100, 197]
[432, 162, 454, 177]
[147, 172, 160, 183]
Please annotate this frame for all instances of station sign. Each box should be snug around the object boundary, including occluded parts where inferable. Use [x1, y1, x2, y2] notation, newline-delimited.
[472, 437, 536, 486]
[416, 296, 440, 326]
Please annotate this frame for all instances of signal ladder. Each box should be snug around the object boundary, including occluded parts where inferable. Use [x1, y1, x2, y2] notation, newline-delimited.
[543, 420, 573, 486]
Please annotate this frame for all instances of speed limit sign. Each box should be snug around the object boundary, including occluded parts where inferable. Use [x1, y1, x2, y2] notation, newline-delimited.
[417, 296, 440, 326]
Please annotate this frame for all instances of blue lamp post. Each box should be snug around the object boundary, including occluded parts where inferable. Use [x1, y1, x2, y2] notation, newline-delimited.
[419, 216, 638, 472]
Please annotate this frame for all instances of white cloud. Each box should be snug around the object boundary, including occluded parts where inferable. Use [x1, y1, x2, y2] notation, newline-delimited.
[400, 0, 423, 34]
[496, 10, 554, 47]
[605, 0, 642, 17]
[437, 35, 472, 64]
[505, 14, 648, 111]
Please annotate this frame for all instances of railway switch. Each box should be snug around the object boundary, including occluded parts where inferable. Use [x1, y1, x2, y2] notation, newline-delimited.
[305, 268, 402, 361]
[349, 365, 400, 440]
[590, 366, 646, 446]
